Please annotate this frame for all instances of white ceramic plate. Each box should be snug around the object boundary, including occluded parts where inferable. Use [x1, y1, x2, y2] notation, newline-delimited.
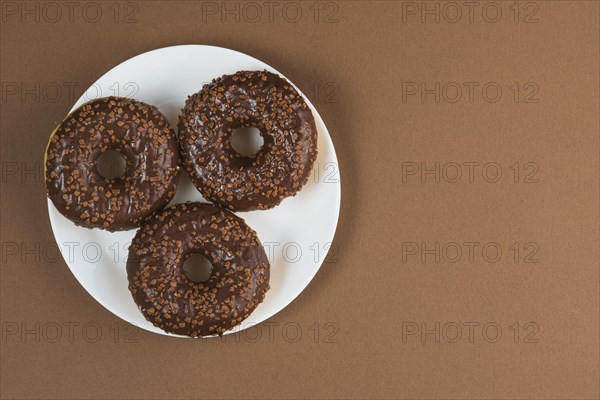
[46, 45, 341, 338]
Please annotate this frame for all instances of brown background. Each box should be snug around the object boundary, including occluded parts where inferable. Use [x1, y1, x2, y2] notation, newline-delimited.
[1, 1, 599, 399]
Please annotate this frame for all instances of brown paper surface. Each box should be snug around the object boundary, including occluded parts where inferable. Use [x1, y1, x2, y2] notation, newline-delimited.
[1, 1, 598, 399]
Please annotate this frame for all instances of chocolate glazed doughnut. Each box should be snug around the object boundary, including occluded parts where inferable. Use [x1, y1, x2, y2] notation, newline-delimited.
[126, 202, 270, 337]
[45, 97, 180, 231]
[178, 70, 318, 211]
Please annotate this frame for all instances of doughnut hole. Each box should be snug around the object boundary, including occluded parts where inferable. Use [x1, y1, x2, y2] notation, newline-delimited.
[183, 253, 213, 283]
[96, 149, 127, 179]
[230, 126, 264, 158]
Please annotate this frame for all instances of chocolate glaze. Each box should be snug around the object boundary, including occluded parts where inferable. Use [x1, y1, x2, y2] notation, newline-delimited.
[126, 202, 270, 337]
[45, 97, 180, 231]
[178, 70, 318, 211]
